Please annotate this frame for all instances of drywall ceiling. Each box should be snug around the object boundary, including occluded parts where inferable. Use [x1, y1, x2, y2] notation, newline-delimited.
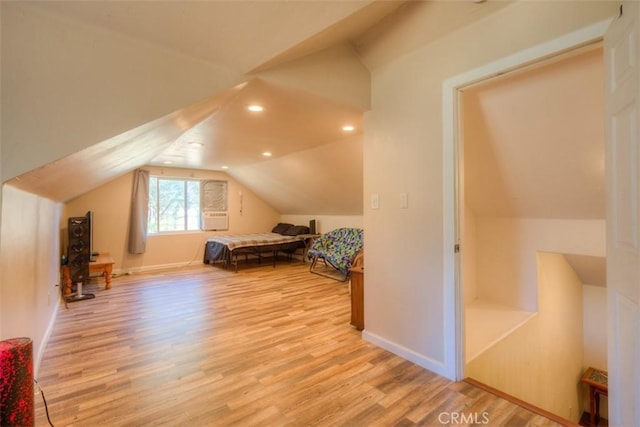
[26, 0, 403, 74]
[4, 0, 515, 215]
[463, 46, 605, 219]
[151, 78, 363, 170]
[4, 0, 400, 213]
[352, 0, 513, 70]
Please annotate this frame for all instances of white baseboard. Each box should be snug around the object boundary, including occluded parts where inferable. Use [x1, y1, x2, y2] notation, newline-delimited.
[115, 255, 305, 276]
[34, 293, 61, 378]
[362, 330, 451, 380]
[113, 260, 199, 276]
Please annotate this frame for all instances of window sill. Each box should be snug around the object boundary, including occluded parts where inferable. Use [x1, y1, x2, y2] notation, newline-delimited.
[148, 230, 206, 237]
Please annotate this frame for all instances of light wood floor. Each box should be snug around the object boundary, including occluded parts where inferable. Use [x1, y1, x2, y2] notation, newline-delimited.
[35, 261, 563, 426]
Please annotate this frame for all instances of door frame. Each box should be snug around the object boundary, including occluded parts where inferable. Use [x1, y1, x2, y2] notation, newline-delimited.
[441, 19, 612, 381]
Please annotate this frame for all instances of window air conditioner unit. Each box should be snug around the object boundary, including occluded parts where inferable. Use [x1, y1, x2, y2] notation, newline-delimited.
[201, 211, 228, 231]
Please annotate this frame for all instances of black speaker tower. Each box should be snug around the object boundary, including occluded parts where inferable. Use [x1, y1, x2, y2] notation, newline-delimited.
[66, 215, 95, 302]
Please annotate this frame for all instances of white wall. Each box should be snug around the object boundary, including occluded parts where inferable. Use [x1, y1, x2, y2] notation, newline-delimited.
[583, 285, 608, 370]
[475, 218, 606, 311]
[362, 1, 617, 377]
[259, 43, 371, 111]
[462, 204, 478, 306]
[466, 252, 585, 422]
[583, 284, 608, 418]
[464, 216, 606, 420]
[279, 215, 363, 235]
[64, 166, 280, 274]
[0, 185, 62, 375]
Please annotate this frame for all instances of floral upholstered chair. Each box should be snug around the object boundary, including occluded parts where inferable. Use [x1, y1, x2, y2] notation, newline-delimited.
[307, 228, 364, 281]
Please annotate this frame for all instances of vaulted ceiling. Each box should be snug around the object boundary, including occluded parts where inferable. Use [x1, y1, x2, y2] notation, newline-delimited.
[26, 0, 399, 75]
[3, 0, 512, 215]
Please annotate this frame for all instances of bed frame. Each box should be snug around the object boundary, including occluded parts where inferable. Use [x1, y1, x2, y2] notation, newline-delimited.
[203, 226, 309, 272]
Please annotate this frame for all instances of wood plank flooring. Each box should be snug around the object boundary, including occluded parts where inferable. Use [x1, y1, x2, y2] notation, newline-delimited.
[35, 261, 563, 426]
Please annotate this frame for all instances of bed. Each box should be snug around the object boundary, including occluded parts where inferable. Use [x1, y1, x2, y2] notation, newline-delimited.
[203, 223, 309, 271]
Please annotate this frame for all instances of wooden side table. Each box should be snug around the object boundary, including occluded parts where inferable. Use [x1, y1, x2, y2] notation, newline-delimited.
[581, 367, 608, 427]
[62, 252, 115, 296]
[90, 253, 115, 290]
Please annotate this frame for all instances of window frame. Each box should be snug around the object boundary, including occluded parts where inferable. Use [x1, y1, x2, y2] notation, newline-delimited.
[147, 176, 203, 235]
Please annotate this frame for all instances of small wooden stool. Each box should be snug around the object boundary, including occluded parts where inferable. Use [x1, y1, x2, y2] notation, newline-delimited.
[581, 367, 608, 427]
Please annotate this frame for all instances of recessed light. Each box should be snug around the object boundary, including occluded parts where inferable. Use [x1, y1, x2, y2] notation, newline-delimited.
[221, 165, 229, 170]
[342, 125, 355, 132]
[163, 161, 173, 165]
[248, 105, 264, 112]
[262, 152, 272, 157]
[188, 141, 204, 147]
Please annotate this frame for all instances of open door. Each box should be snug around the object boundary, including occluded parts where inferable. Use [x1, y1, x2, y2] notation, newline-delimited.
[604, 2, 640, 425]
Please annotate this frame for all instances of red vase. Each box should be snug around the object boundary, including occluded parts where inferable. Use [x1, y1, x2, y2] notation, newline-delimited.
[0, 337, 34, 427]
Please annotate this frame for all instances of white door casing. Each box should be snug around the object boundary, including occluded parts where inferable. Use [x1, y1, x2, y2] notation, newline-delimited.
[604, 3, 640, 426]
[443, 19, 611, 381]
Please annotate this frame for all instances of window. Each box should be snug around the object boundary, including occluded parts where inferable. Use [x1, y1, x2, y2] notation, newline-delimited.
[148, 177, 201, 233]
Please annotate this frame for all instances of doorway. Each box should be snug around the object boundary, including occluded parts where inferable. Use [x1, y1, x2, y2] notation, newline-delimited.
[460, 45, 606, 421]
[442, 19, 612, 423]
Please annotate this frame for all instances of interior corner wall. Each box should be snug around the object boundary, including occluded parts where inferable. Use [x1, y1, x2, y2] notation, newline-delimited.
[258, 43, 371, 111]
[474, 218, 605, 311]
[466, 252, 585, 421]
[583, 285, 608, 370]
[279, 215, 363, 234]
[362, 0, 617, 377]
[63, 167, 280, 274]
[582, 284, 609, 419]
[0, 184, 62, 375]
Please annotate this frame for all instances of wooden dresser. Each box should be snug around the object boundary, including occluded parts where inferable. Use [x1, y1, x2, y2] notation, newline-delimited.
[349, 266, 364, 330]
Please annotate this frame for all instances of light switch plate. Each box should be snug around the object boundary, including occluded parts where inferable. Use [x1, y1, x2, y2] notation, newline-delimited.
[371, 193, 380, 209]
[400, 193, 408, 209]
